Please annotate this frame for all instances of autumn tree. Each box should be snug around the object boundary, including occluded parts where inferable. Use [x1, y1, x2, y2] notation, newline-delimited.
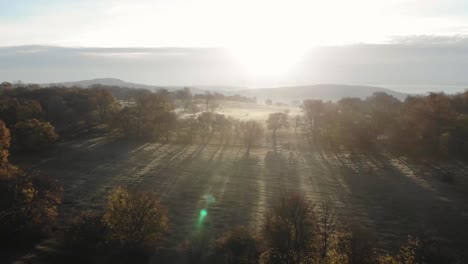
[14, 119, 58, 152]
[102, 187, 169, 249]
[92, 88, 119, 123]
[0, 123, 62, 248]
[212, 226, 258, 264]
[0, 121, 10, 167]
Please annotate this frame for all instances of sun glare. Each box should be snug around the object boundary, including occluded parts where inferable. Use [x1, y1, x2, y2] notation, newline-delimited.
[229, 44, 308, 77]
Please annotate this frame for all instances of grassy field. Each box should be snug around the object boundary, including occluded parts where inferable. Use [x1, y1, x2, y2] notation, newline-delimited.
[14, 103, 468, 257]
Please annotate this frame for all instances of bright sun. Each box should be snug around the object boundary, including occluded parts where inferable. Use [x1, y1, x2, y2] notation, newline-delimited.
[228, 44, 308, 77]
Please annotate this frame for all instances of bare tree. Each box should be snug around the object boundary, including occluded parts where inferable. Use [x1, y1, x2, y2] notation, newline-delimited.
[291, 115, 304, 137]
[267, 112, 289, 152]
[263, 193, 314, 252]
[317, 201, 338, 260]
[240, 120, 264, 157]
[303, 99, 325, 138]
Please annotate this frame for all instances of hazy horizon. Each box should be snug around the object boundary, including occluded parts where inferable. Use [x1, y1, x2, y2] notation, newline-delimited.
[2, 41, 468, 94]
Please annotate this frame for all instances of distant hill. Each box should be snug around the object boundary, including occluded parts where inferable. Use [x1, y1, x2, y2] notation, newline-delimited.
[235, 84, 408, 102]
[41, 79, 408, 102]
[42, 78, 206, 94]
[49, 78, 159, 90]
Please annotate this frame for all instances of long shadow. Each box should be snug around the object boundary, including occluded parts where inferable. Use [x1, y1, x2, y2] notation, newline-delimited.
[328, 149, 468, 254]
[61, 141, 191, 214]
[159, 143, 251, 248]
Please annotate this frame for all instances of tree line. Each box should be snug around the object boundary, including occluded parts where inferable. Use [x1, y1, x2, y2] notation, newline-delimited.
[0, 83, 265, 156]
[301, 91, 468, 159]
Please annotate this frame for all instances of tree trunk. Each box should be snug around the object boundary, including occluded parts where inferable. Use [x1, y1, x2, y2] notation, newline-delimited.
[273, 128, 277, 152]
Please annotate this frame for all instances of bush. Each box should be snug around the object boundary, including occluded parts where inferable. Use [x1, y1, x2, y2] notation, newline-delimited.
[211, 226, 258, 264]
[0, 169, 62, 249]
[326, 227, 376, 264]
[378, 235, 459, 264]
[14, 118, 58, 152]
[102, 187, 169, 249]
[0, 120, 10, 166]
[263, 193, 314, 252]
[62, 211, 107, 252]
[58, 188, 170, 263]
[259, 248, 304, 264]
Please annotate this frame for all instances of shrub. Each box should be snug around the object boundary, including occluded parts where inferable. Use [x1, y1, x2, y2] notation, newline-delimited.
[0, 169, 62, 248]
[14, 118, 58, 152]
[378, 235, 459, 264]
[0, 120, 10, 166]
[62, 211, 107, 253]
[326, 227, 376, 264]
[259, 248, 304, 264]
[263, 193, 314, 252]
[102, 187, 169, 249]
[212, 226, 258, 264]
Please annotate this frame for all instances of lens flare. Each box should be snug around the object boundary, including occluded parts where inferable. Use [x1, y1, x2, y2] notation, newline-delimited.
[198, 208, 208, 226]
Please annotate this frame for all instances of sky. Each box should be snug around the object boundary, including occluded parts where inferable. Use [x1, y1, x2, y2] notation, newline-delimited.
[1, 0, 468, 91]
[2, 0, 468, 47]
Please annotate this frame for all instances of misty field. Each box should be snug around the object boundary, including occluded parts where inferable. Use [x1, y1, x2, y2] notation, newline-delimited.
[15, 104, 468, 258]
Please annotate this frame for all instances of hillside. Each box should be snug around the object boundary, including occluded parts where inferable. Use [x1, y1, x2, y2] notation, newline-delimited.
[41, 79, 408, 101]
[236, 84, 408, 102]
[42, 78, 206, 94]
[46, 78, 157, 90]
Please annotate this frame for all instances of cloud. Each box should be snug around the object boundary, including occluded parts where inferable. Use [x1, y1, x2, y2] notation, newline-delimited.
[390, 34, 468, 45]
[2, 0, 468, 47]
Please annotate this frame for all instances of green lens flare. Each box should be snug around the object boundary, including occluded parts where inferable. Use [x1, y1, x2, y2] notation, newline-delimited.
[198, 209, 208, 226]
[200, 209, 207, 218]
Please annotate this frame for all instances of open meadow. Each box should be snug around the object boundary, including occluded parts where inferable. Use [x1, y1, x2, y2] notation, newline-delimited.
[14, 102, 468, 261]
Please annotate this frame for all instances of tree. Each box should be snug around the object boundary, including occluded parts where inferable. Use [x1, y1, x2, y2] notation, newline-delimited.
[0, 121, 10, 167]
[212, 227, 258, 264]
[176, 87, 193, 112]
[291, 115, 304, 137]
[303, 99, 325, 139]
[267, 112, 289, 152]
[209, 102, 220, 112]
[190, 103, 201, 115]
[131, 89, 153, 137]
[102, 187, 169, 249]
[198, 112, 216, 143]
[240, 120, 264, 157]
[204, 91, 214, 112]
[92, 89, 119, 123]
[263, 193, 314, 252]
[0, 82, 12, 91]
[0, 98, 43, 127]
[0, 167, 62, 248]
[14, 119, 58, 152]
[366, 92, 401, 135]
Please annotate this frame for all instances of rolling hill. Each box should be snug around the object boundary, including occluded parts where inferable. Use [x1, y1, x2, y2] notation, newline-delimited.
[41, 78, 408, 102]
[42, 78, 205, 94]
[235, 84, 408, 102]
